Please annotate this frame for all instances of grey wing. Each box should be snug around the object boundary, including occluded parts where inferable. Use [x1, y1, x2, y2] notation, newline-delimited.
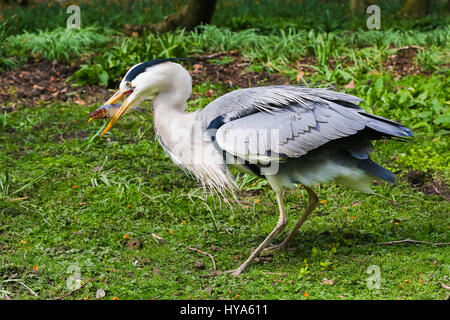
[201, 86, 412, 163]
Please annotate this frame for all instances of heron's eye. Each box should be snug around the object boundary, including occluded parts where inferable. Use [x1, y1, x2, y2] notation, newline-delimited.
[126, 81, 132, 88]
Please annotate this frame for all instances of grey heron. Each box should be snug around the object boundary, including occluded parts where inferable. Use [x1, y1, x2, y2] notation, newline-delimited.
[90, 58, 412, 276]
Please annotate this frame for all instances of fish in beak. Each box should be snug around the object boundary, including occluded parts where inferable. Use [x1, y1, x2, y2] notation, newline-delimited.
[88, 104, 122, 122]
[93, 89, 134, 137]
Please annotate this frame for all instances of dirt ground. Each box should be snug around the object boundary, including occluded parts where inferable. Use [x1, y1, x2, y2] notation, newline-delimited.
[385, 46, 426, 78]
[0, 51, 289, 111]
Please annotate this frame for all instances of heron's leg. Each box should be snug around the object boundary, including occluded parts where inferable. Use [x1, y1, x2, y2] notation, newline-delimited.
[226, 191, 288, 276]
[265, 185, 319, 252]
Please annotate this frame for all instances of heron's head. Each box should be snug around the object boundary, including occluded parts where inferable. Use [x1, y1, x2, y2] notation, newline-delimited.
[96, 58, 190, 137]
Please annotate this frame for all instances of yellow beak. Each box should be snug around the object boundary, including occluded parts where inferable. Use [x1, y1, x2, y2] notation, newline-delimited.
[98, 90, 133, 137]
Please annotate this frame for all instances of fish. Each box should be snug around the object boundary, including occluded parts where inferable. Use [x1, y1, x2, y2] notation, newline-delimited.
[88, 104, 122, 122]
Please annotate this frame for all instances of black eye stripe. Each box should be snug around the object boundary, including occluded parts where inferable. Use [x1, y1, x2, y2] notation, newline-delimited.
[124, 58, 188, 82]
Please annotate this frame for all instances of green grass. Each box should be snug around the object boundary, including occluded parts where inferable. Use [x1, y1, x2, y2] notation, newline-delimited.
[1, 0, 449, 301]
[0, 83, 449, 300]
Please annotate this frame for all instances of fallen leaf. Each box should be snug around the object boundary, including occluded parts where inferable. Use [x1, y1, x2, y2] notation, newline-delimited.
[123, 233, 130, 240]
[320, 200, 327, 204]
[151, 233, 166, 244]
[152, 267, 161, 275]
[442, 283, 450, 290]
[204, 286, 213, 295]
[205, 89, 215, 97]
[74, 98, 86, 105]
[296, 70, 305, 83]
[33, 265, 39, 271]
[303, 292, 310, 297]
[194, 261, 205, 270]
[321, 278, 334, 285]
[111, 296, 120, 300]
[95, 289, 106, 299]
[344, 79, 355, 89]
[126, 240, 143, 250]
[193, 64, 203, 71]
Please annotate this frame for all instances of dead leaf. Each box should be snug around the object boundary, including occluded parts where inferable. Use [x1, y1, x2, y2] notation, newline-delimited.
[442, 283, 450, 290]
[151, 233, 166, 244]
[193, 64, 203, 72]
[296, 70, 305, 83]
[95, 289, 106, 299]
[74, 98, 86, 105]
[126, 240, 142, 250]
[321, 278, 334, 285]
[344, 79, 355, 89]
[204, 286, 213, 295]
[152, 267, 161, 275]
[194, 261, 205, 270]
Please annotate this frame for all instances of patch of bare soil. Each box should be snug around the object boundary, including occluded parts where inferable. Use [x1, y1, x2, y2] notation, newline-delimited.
[406, 170, 449, 201]
[0, 59, 112, 111]
[385, 46, 426, 78]
[189, 50, 289, 88]
[0, 52, 292, 111]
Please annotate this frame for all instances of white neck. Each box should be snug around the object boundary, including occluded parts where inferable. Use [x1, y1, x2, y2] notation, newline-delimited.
[150, 62, 237, 193]
[152, 69, 197, 165]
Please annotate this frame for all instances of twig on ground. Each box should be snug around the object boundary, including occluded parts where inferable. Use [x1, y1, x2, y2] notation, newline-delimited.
[378, 238, 450, 246]
[18, 281, 39, 298]
[140, 190, 153, 200]
[186, 246, 217, 272]
[373, 193, 398, 205]
[54, 278, 92, 300]
[9, 196, 29, 202]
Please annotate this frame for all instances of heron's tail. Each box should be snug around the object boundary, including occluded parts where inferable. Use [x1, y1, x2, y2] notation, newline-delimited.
[356, 158, 396, 184]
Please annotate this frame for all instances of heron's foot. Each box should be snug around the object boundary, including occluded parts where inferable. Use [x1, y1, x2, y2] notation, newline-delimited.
[224, 268, 245, 277]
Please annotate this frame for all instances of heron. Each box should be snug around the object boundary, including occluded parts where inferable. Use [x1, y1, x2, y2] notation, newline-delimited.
[89, 58, 412, 276]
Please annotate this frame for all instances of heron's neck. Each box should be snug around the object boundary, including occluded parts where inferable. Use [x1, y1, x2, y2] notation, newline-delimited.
[153, 88, 197, 161]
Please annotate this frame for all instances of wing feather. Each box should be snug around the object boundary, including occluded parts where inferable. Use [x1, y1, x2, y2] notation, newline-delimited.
[199, 86, 412, 162]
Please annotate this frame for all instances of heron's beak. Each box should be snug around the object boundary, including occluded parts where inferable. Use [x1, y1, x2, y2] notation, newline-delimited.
[98, 90, 133, 137]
